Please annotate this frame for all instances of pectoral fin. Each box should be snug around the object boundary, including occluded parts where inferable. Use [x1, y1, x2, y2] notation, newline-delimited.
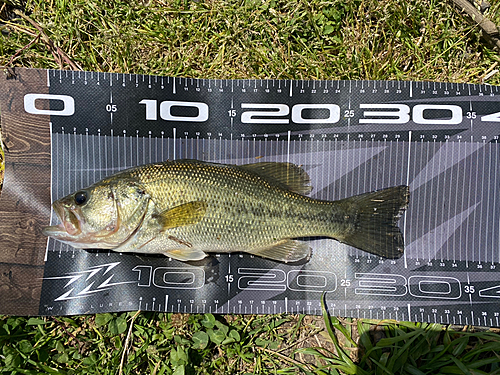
[156, 201, 207, 230]
[163, 248, 208, 261]
[246, 239, 311, 263]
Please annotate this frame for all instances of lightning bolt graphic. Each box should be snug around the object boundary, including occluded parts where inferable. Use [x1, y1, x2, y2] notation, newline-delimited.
[44, 262, 137, 301]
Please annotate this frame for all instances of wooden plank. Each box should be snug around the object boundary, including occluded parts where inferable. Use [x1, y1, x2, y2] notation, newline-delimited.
[0, 263, 45, 316]
[0, 68, 51, 314]
[1, 112, 51, 164]
[0, 209, 50, 265]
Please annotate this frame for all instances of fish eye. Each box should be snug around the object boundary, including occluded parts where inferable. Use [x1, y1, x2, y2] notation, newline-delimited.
[74, 191, 88, 206]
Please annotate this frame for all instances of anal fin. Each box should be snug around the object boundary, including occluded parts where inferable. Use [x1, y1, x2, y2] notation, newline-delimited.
[163, 248, 208, 261]
[246, 240, 311, 263]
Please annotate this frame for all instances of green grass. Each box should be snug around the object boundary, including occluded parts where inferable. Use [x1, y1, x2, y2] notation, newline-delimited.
[1, 0, 499, 83]
[2, 310, 500, 374]
[1, 0, 500, 373]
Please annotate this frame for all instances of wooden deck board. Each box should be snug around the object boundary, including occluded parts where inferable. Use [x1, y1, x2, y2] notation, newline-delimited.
[0, 68, 51, 315]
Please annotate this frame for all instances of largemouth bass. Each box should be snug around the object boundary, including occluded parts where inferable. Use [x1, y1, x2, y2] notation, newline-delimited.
[43, 159, 410, 262]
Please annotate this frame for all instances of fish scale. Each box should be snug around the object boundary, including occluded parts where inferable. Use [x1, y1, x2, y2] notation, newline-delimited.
[144, 162, 323, 246]
[131, 161, 320, 252]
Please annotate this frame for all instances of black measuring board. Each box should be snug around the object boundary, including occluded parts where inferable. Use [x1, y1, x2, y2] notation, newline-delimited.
[10, 69, 500, 326]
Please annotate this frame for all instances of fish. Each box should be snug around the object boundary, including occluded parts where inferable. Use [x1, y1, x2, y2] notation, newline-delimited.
[42, 159, 410, 262]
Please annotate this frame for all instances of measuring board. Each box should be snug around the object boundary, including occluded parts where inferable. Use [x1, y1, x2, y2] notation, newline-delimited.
[0, 68, 499, 326]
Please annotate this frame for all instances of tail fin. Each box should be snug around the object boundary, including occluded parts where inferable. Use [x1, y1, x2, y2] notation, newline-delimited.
[338, 186, 410, 259]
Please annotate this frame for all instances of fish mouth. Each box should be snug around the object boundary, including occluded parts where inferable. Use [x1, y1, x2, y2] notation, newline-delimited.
[42, 201, 82, 238]
[41, 223, 66, 236]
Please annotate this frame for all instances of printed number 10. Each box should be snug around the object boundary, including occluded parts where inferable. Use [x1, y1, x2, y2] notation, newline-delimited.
[139, 99, 209, 122]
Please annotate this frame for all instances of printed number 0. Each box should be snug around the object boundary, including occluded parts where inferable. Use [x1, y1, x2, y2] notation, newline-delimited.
[24, 93, 75, 116]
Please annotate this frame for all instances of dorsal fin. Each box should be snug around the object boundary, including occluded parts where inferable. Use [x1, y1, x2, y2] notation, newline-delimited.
[240, 162, 312, 195]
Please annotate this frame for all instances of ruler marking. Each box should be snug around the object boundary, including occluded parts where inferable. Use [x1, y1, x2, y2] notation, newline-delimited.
[321, 137, 325, 201]
[435, 140, 442, 260]
[333, 137, 337, 200]
[488, 143, 494, 263]
[339, 134, 344, 201]
[327, 139, 331, 199]
[92, 131, 97, 182]
[381, 137, 386, 191]
[496, 140, 500, 264]
[173, 128, 177, 160]
[139, 132, 143, 165]
[56, 132, 63, 257]
[225, 137, 228, 164]
[423, 140, 430, 260]
[287, 131, 291, 164]
[110, 129, 115, 175]
[460, 140, 466, 264]
[473, 142, 480, 263]
[72, 130, 79, 191]
[45, 122, 54, 261]
[85, 128, 90, 186]
[449, 141, 456, 262]
[417, 139, 425, 261]
[364, 138, 368, 194]
[149, 132, 152, 163]
[404, 132, 412, 268]
[465, 141, 473, 266]
[97, 129, 102, 181]
[364, 137, 371, 259]
[479, 143, 486, 263]
[219, 134, 222, 163]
